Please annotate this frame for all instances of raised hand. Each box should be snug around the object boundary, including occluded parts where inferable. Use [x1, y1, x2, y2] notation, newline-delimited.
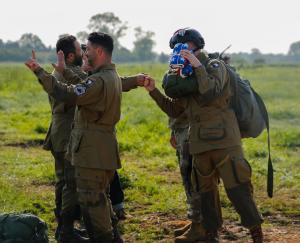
[180, 49, 202, 68]
[81, 53, 93, 72]
[24, 50, 40, 71]
[52, 50, 66, 73]
[169, 134, 177, 149]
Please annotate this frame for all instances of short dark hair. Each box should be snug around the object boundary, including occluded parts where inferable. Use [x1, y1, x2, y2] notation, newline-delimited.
[88, 32, 114, 55]
[56, 35, 77, 58]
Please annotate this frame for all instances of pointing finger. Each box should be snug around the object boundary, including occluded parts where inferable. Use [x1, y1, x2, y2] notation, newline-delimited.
[32, 50, 36, 60]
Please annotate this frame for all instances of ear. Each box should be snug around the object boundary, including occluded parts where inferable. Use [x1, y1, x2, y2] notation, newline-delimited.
[66, 53, 75, 63]
[96, 47, 103, 56]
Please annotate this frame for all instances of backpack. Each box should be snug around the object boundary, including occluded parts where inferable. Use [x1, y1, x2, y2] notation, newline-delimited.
[0, 213, 49, 243]
[225, 65, 273, 198]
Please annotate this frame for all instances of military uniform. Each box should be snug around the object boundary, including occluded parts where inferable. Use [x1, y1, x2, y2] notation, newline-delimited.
[169, 114, 195, 217]
[42, 65, 87, 238]
[149, 52, 263, 238]
[34, 63, 128, 242]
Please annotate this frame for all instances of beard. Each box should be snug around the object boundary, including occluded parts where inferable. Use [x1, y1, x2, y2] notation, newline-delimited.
[73, 55, 83, 66]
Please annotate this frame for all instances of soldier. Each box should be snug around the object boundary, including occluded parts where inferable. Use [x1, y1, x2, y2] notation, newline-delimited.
[25, 32, 127, 243]
[43, 35, 88, 243]
[42, 34, 141, 242]
[168, 114, 203, 238]
[143, 28, 264, 243]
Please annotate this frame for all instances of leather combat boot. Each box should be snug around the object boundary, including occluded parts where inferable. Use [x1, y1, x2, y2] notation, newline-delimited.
[112, 214, 124, 243]
[174, 221, 192, 237]
[174, 222, 206, 243]
[250, 225, 263, 243]
[58, 212, 90, 243]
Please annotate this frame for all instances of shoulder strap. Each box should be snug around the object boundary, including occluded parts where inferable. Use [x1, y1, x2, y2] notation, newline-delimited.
[252, 89, 273, 198]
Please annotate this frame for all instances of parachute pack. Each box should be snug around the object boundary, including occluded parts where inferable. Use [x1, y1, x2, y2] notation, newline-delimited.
[162, 57, 274, 197]
[0, 213, 49, 243]
[225, 65, 273, 198]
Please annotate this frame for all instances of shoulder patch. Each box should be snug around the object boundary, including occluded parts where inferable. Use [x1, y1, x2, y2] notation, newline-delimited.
[209, 60, 220, 68]
[85, 78, 94, 87]
[211, 62, 219, 68]
[74, 84, 87, 96]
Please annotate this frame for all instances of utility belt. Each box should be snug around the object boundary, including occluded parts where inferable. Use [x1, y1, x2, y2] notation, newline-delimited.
[72, 122, 115, 133]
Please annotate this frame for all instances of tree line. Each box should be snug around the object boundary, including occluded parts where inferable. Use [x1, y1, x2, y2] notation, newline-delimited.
[1, 12, 300, 64]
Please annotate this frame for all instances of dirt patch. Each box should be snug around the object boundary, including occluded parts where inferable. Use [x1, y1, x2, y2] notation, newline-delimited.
[123, 212, 300, 242]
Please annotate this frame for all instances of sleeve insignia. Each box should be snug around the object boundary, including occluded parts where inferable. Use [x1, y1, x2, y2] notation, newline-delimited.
[85, 79, 94, 87]
[211, 62, 219, 68]
[74, 84, 87, 96]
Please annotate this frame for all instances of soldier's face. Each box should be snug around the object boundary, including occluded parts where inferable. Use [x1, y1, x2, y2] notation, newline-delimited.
[85, 41, 97, 66]
[73, 41, 83, 66]
[186, 41, 197, 51]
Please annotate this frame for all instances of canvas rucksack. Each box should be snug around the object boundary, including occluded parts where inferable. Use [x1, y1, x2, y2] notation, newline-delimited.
[226, 65, 273, 198]
[0, 213, 49, 243]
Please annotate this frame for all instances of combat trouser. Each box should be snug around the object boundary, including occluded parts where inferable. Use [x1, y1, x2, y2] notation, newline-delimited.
[51, 151, 80, 239]
[191, 145, 263, 231]
[52, 151, 65, 219]
[173, 127, 194, 217]
[75, 166, 115, 242]
[110, 171, 125, 211]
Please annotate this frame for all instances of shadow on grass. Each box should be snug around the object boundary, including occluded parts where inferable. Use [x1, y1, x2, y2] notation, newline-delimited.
[5, 139, 44, 148]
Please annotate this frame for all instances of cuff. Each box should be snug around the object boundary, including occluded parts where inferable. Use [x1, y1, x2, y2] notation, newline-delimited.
[33, 67, 45, 77]
[149, 88, 162, 99]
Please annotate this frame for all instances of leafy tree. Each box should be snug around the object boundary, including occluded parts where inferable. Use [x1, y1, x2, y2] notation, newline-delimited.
[132, 27, 156, 62]
[18, 33, 46, 51]
[158, 52, 170, 63]
[87, 12, 128, 48]
[288, 41, 300, 56]
[76, 31, 88, 43]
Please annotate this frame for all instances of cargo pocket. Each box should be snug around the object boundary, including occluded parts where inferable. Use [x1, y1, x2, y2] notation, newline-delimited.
[231, 157, 252, 184]
[199, 117, 225, 140]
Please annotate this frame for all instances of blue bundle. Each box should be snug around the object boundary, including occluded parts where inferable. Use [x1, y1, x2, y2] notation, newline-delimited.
[169, 43, 193, 78]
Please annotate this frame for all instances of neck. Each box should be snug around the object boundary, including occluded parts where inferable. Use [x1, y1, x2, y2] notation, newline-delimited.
[92, 58, 112, 71]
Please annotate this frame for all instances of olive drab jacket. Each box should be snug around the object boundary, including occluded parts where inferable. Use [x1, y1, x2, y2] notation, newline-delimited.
[150, 52, 241, 154]
[34, 64, 133, 170]
[43, 65, 87, 152]
[43, 65, 140, 154]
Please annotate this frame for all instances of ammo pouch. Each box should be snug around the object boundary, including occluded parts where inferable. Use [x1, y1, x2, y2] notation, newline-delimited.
[162, 72, 198, 98]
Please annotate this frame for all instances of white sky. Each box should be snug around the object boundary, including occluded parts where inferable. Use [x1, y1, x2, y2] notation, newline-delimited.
[1, 0, 299, 54]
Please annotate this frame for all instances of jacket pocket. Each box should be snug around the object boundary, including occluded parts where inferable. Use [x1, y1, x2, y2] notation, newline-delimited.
[198, 116, 225, 140]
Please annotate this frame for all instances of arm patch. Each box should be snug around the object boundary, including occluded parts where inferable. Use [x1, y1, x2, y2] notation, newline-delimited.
[74, 84, 87, 96]
[85, 78, 94, 87]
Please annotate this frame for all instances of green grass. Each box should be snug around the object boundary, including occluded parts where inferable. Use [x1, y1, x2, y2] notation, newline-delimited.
[0, 64, 299, 242]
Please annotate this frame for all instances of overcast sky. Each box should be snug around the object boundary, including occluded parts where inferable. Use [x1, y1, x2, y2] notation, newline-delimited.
[1, 0, 299, 54]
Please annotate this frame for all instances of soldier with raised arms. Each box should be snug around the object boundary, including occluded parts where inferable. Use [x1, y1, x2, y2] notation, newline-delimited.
[25, 32, 127, 243]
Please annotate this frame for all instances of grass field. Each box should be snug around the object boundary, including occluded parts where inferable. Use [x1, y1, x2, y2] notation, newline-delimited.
[0, 63, 299, 242]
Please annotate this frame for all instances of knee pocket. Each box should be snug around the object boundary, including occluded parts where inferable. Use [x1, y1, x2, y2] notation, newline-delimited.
[230, 157, 252, 184]
[77, 189, 107, 207]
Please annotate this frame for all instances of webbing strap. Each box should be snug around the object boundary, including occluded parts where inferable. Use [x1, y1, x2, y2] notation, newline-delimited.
[252, 89, 273, 198]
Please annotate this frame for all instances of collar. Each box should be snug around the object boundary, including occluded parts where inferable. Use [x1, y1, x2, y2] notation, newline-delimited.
[92, 63, 115, 74]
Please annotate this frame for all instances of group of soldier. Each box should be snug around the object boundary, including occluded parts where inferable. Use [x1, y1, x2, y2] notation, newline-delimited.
[25, 28, 264, 243]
